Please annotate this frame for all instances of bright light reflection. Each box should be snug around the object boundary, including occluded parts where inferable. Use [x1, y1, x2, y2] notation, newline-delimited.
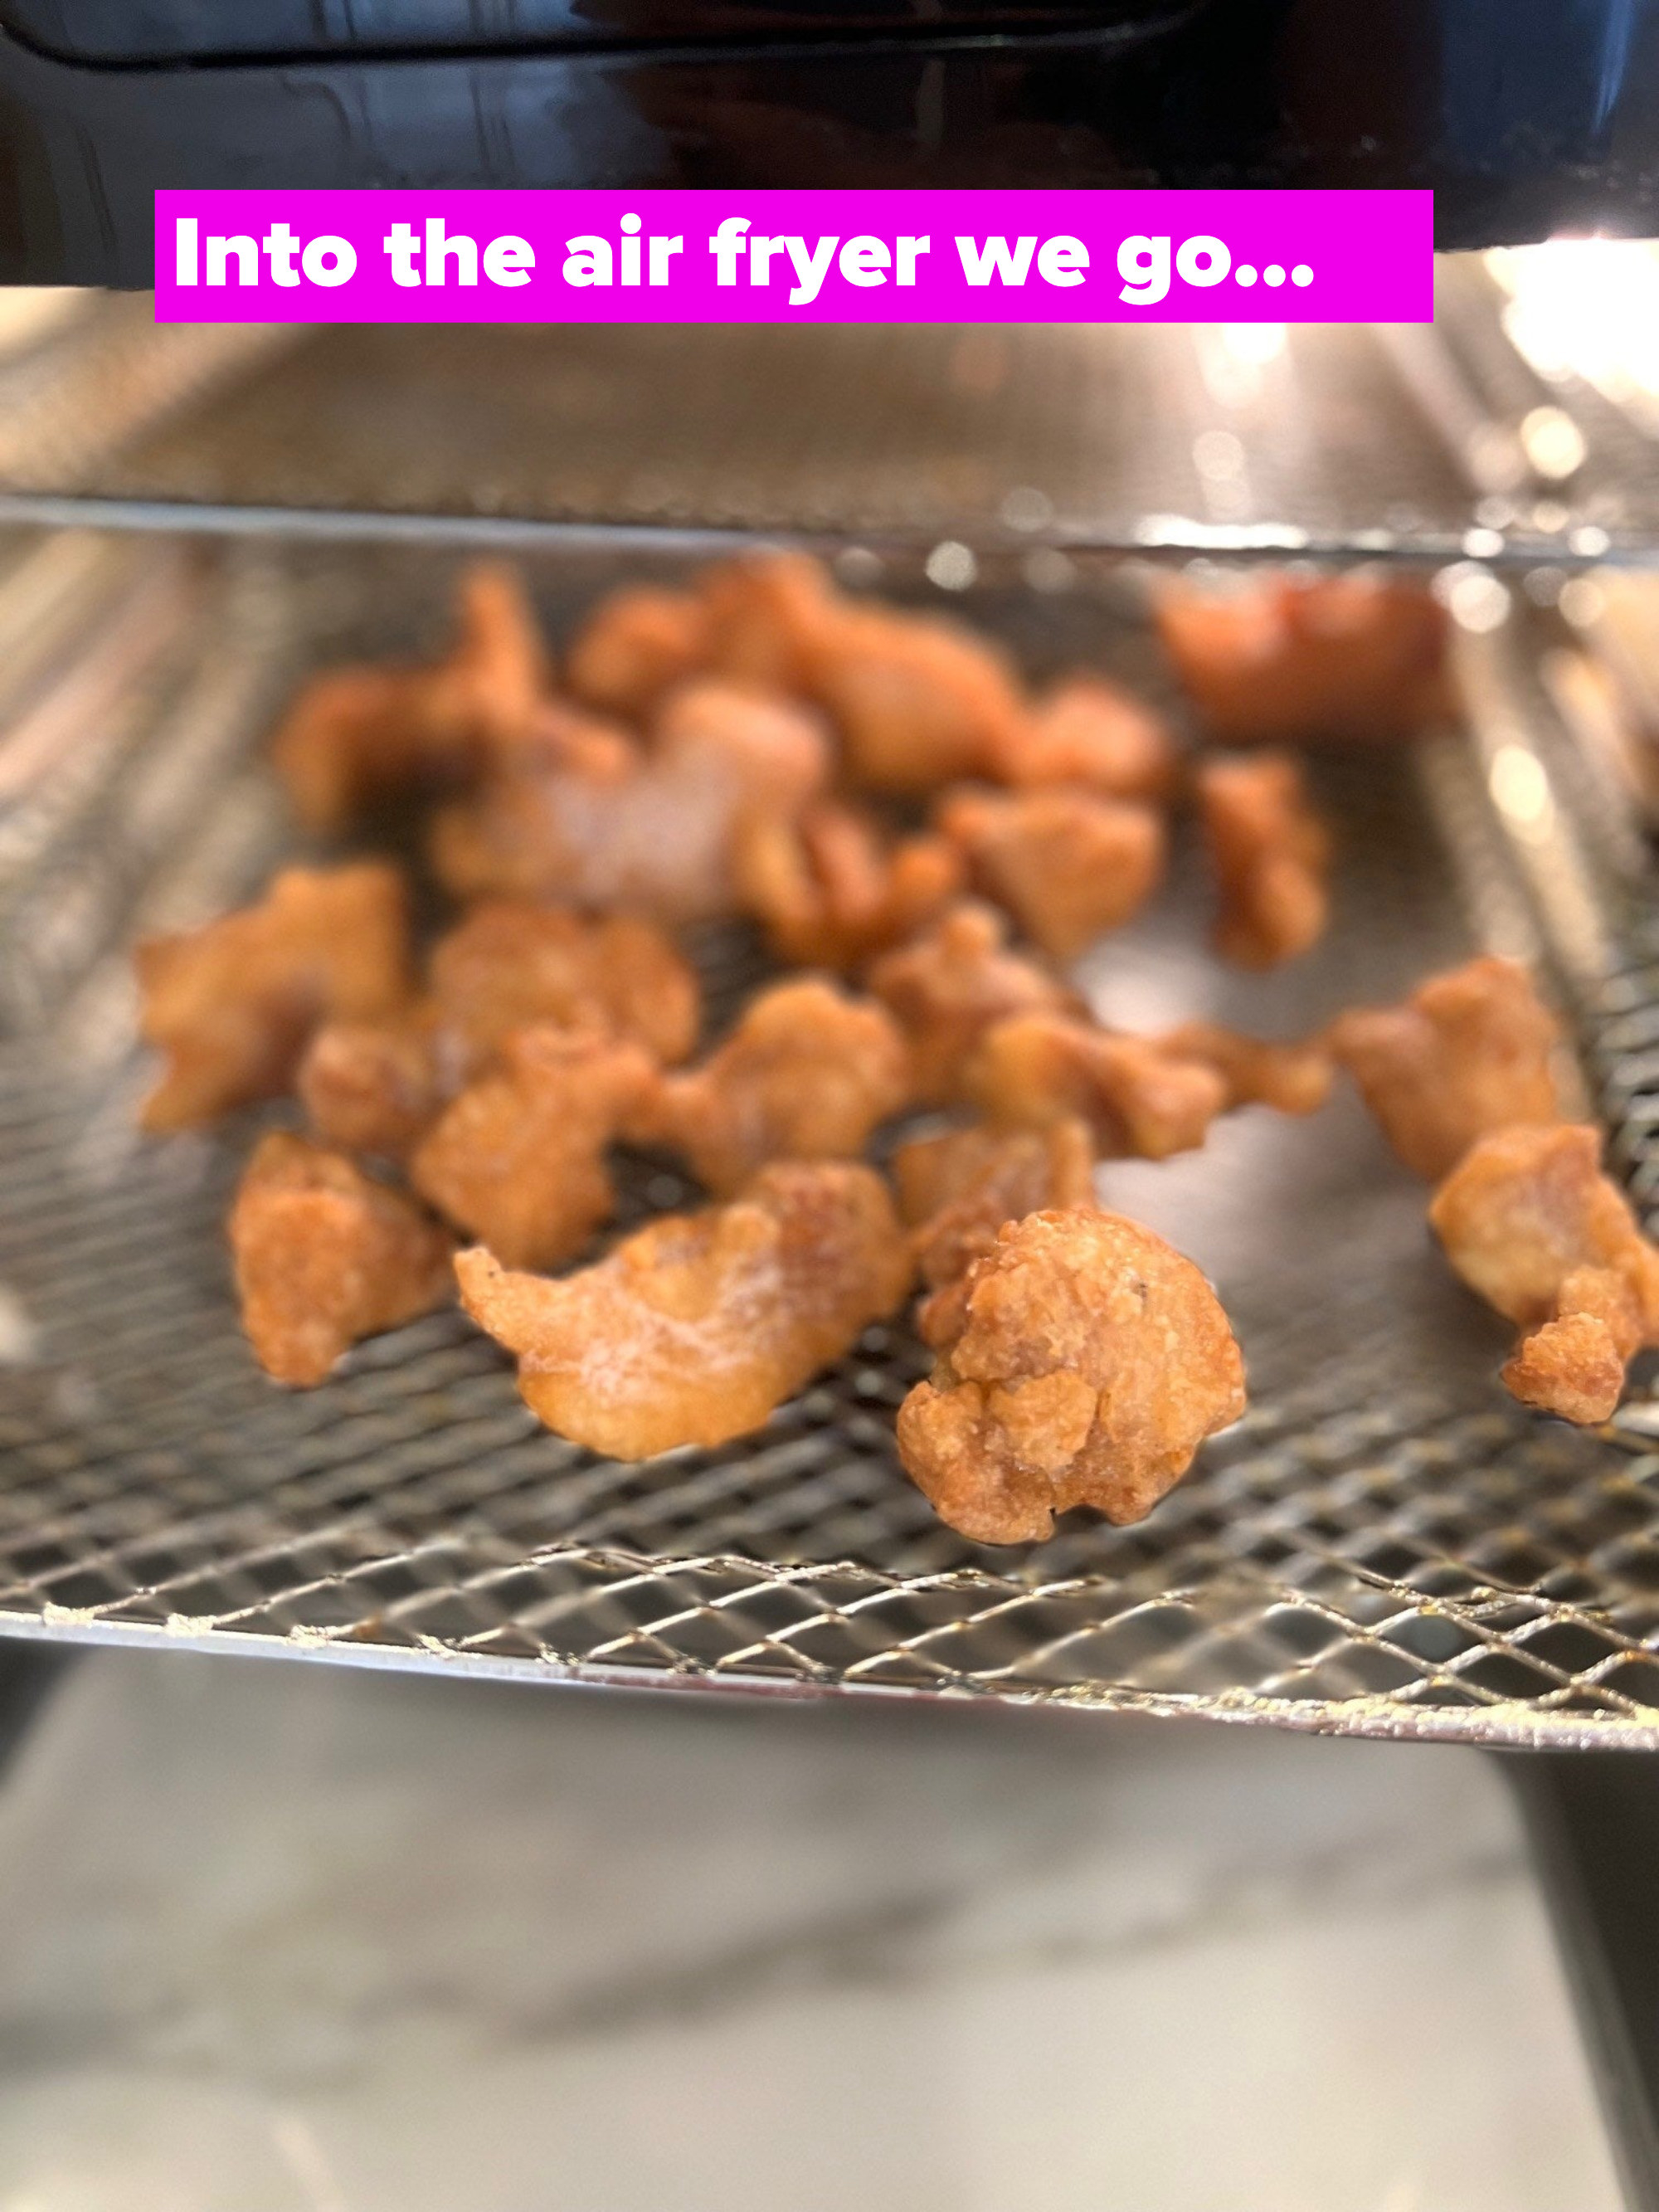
[1488, 240, 1659, 432]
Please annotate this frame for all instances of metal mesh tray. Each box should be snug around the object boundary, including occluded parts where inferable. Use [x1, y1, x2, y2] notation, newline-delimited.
[5, 524, 1659, 1747]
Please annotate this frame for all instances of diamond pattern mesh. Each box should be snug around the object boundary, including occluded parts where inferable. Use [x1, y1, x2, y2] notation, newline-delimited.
[3, 529, 1659, 1744]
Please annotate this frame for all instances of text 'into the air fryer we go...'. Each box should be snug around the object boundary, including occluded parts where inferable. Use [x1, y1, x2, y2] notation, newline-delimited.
[154, 190, 1433, 324]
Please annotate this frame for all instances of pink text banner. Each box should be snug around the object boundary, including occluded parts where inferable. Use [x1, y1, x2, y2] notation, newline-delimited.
[154, 189, 1433, 325]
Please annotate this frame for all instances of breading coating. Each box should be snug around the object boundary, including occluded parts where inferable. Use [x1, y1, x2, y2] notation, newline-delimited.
[810, 605, 1027, 793]
[938, 786, 1165, 961]
[897, 1207, 1247, 1542]
[455, 1160, 911, 1459]
[1197, 752, 1331, 970]
[893, 1119, 1098, 1347]
[1430, 1123, 1659, 1424]
[431, 680, 829, 919]
[136, 862, 411, 1133]
[272, 563, 550, 830]
[411, 1026, 656, 1269]
[299, 1006, 463, 1162]
[736, 800, 962, 969]
[992, 675, 1179, 801]
[636, 977, 910, 1196]
[1155, 1020, 1335, 1118]
[866, 903, 1078, 1104]
[966, 1014, 1227, 1160]
[1157, 572, 1451, 746]
[1328, 955, 1565, 1181]
[701, 551, 840, 695]
[565, 585, 712, 718]
[428, 899, 700, 1065]
[230, 1132, 454, 1386]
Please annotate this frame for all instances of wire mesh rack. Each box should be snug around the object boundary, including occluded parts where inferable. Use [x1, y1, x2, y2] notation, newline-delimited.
[4, 523, 1659, 1743]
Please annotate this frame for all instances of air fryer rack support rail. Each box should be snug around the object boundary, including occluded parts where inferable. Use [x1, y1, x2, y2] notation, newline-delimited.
[6, 529, 1659, 1746]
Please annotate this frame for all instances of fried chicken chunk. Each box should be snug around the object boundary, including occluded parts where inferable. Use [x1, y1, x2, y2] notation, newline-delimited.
[894, 1119, 1098, 1346]
[991, 676, 1179, 801]
[455, 1160, 910, 1458]
[897, 1207, 1247, 1542]
[701, 551, 840, 694]
[938, 787, 1165, 962]
[427, 900, 699, 1066]
[637, 978, 910, 1196]
[812, 604, 1028, 793]
[136, 862, 411, 1133]
[1329, 957, 1565, 1182]
[966, 1014, 1227, 1160]
[1154, 1020, 1335, 1118]
[1430, 1122, 1659, 1424]
[298, 1006, 463, 1162]
[867, 904, 1078, 1104]
[411, 1026, 655, 1269]
[1197, 752, 1331, 969]
[431, 680, 829, 919]
[736, 800, 962, 968]
[565, 585, 712, 718]
[1157, 572, 1451, 746]
[229, 1133, 453, 1386]
[272, 563, 550, 830]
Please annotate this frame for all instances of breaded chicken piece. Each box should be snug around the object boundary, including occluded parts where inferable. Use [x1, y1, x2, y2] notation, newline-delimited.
[938, 786, 1165, 962]
[894, 1119, 1098, 1347]
[1197, 752, 1331, 970]
[455, 1160, 910, 1458]
[701, 550, 841, 694]
[636, 977, 910, 1196]
[811, 604, 1027, 793]
[1430, 1122, 1659, 1425]
[428, 900, 700, 1066]
[411, 1026, 655, 1269]
[1157, 572, 1451, 746]
[431, 680, 829, 919]
[298, 1006, 465, 1162]
[1329, 955, 1565, 1182]
[1155, 1020, 1335, 1118]
[272, 563, 550, 831]
[229, 1132, 454, 1386]
[565, 585, 713, 718]
[897, 1207, 1246, 1542]
[966, 1014, 1227, 1161]
[736, 800, 962, 969]
[866, 904, 1078, 1104]
[991, 675, 1179, 801]
[136, 862, 411, 1133]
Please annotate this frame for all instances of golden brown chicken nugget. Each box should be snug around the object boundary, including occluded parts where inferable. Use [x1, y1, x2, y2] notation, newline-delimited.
[229, 1132, 454, 1386]
[866, 904, 1078, 1104]
[966, 1014, 1227, 1161]
[810, 604, 1027, 793]
[992, 676, 1179, 801]
[455, 1160, 911, 1458]
[736, 800, 963, 970]
[700, 550, 841, 694]
[428, 899, 699, 1066]
[136, 862, 412, 1133]
[565, 585, 713, 718]
[298, 1006, 464, 1161]
[431, 680, 828, 920]
[897, 1207, 1246, 1542]
[1154, 1020, 1335, 1118]
[938, 786, 1165, 962]
[411, 1026, 655, 1269]
[1329, 956, 1565, 1182]
[637, 977, 911, 1196]
[1157, 572, 1451, 747]
[1431, 1122, 1659, 1424]
[895, 1120, 1098, 1347]
[1197, 752, 1331, 970]
[272, 563, 549, 831]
